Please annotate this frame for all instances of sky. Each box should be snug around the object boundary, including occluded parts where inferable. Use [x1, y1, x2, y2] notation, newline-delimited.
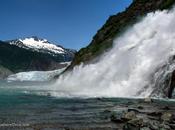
[0, 0, 132, 50]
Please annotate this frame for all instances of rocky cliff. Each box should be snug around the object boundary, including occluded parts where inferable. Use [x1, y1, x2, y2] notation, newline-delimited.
[68, 0, 175, 70]
[65, 0, 175, 98]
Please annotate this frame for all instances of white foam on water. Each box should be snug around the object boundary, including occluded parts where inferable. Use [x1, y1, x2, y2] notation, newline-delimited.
[4, 8, 175, 98]
[47, 8, 175, 98]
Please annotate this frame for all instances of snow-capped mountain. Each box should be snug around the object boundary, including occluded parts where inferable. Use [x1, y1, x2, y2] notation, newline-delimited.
[0, 38, 76, 79]
[8, 36, 74, 56]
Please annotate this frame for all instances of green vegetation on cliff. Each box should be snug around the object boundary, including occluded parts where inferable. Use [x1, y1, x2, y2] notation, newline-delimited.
[68, 0, 175, 70]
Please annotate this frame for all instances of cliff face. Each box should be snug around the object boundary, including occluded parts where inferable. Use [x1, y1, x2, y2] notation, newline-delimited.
[68, 0, 175, 69]
[0, 65, 13, 79]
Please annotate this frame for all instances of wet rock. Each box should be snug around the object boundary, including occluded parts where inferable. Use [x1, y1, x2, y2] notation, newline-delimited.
[123, 118, 143, 130]
[103, 109, 111, 113]
[144, 98, 153, 103]
[140, 127, 151, 130]
[147, 115, 159, 120]
[128, 118, 143, 126]
[128, 108, 140, 113]
[160, 123, 171, 130]
[172, 114, 175, 121]
[123, 123, 140, 130]
[149, 120, 160, 130]
[161, 112, 173, 122]
[162, 106, 170, 110]
[169, 123, 175, 129]
[110, 112, 125, 123]
[147, 111, 162, 117]
[137, 106, 144, 110]
[110, 110, 139, 123]
[123, 111, 136, 121]
[110, 112, 118, 122]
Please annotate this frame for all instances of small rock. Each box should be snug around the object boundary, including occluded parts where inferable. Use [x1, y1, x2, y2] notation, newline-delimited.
[161, 112, 173, 122]
[123, 117, 143, 130]
[160, 123, 171, 130]
[144, 98, 152, 103]
[149, 120, 160, 130]
[110, 112, 125, 123]
[169, 123, 175, 129]
[123, 111, 136, 121]
[103, 109, 111, 113]
[172, 114, 175, 121]
[140, 127, 151, 130]
[162, 106, 170, 110]
[128, 108, 140, 113]
[137, 106, 144, 109]
[123, 123, 140, 130]
[128, 118, 143, 127]
[147, 111, 162, 117]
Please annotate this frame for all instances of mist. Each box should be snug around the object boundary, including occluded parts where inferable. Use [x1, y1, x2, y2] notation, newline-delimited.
[45, 8, 175, 98]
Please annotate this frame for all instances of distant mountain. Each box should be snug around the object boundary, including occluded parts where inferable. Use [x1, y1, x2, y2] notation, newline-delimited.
[8, 36, 76, 56]
[0, 37, 76, 79]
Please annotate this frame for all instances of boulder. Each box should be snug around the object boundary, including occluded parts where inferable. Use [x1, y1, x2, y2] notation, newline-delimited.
[124, 111, 136, 120]
[161, 112, 173, 122]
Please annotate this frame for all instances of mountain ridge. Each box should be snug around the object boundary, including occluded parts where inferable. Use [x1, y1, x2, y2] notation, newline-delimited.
[0, 37, 76, 78]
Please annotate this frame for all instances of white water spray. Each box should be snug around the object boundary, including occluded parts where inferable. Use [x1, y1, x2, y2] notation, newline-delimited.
[47, 8, 175, 98]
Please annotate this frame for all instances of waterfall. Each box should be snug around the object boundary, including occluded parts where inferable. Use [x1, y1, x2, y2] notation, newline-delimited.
[48, 8, 175, 98]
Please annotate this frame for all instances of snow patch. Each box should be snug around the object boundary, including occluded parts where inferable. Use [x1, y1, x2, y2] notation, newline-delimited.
[10, 37, 65, 54]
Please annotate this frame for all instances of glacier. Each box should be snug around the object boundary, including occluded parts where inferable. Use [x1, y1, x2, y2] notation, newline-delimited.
[7, 68, 66, 82]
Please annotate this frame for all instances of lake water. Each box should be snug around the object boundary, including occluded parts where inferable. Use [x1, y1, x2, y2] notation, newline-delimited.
[0, 80, 175, 130]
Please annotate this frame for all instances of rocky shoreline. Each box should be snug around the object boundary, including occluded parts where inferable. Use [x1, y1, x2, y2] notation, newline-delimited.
[0, 98, 174, 130]
[109, 98, 175, 130]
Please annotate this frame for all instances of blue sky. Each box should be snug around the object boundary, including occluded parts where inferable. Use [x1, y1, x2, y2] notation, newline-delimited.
[0, 0, 132, 50]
